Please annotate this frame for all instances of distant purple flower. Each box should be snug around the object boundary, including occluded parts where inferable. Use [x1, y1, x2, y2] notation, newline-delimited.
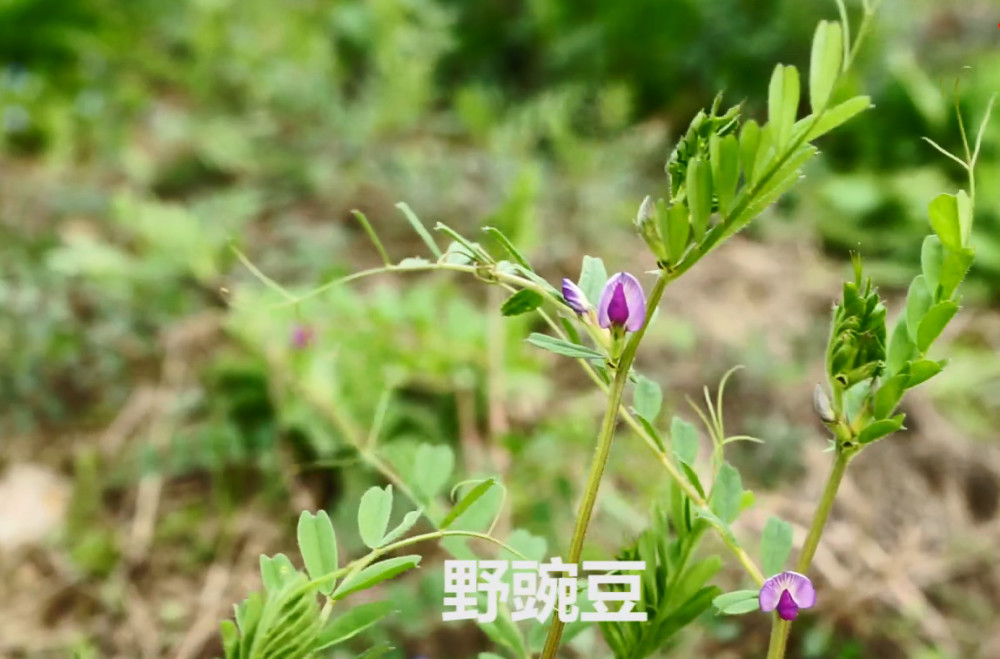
[291, 324, 315, 349]
[597, 272, 646, 332]
[759, 571, 816, 621]
[562, 278, 590, 314]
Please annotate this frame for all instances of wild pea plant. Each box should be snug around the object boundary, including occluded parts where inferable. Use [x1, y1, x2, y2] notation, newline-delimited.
[220, 2, 995, 657]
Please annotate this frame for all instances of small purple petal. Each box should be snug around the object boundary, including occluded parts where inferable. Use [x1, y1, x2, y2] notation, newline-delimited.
[597, 272, 646, 331]
[291, 324, 314, 349]
[776, 590, 798, 621]
[759, 571, 816, 618]
[607, 281, 630, 326]
[561, 278, 590, 314]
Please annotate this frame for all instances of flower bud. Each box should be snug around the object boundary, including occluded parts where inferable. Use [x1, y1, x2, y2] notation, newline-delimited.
[634, 195, 668, 262]
[597, 272, 647, 332]
[291, 324, 314, 349]
[561, 278, 590, 315]
[813, 384, 835, 423]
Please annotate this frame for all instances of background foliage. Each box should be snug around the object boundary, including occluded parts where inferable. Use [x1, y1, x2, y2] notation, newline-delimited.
[1, 0, 998, 657]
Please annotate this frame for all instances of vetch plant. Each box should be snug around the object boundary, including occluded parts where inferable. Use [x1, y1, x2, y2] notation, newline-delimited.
[221, 0, 996, 656]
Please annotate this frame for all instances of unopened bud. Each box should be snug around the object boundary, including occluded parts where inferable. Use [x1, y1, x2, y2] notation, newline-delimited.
[635, 195, 668, 262]
[813, 384, 835, 423]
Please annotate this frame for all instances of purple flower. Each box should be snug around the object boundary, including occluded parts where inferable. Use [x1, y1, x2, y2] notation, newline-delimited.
[562, 278, 590, 314]
[597, 272, 646, 332]
[759, 571, 816, 621]
[291, 324, 315, 349]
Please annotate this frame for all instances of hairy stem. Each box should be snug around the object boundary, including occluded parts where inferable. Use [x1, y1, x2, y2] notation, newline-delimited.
[797, 448, 850, 572]
[539, 272, 669, 658]
[766, 447, 852, 658]
[766, 617, 790, 659]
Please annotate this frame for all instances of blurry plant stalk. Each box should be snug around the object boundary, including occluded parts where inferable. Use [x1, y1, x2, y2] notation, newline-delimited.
[540, 269, 669, 659]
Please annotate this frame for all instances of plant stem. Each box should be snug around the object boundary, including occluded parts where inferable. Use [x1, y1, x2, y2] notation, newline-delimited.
[765, 447, 852, 658]
[765, 617, 790, 659]
[796, 448, 850, 572]
[533, 307, 766, 586]
[539, 272, 669, 659]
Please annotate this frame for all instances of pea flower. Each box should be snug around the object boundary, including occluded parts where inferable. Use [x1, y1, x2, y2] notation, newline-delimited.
[759, 571, 816, 621]
[291, 324, 315, 349]
[561, 279, 590, 315]
[597, 272, 646, 332]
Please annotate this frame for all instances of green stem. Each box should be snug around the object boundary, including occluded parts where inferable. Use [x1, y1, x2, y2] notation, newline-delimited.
[539, 272, 670, 659]
[765, 447, 852, 658]
[242, 238, 771, 587]
[766, 617, 790, 659]
[796, 448, 850, 572]
[536, 308, 766, 585]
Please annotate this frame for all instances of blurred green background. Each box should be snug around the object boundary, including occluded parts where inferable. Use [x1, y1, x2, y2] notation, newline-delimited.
[1, 0, 999, 657]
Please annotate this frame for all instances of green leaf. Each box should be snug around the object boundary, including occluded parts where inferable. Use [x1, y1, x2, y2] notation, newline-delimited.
[358, 485, 393, 549]
[437, 224, 489, 265]
[479, 654, 507, 659]
[802, 95, 873, 141]
[681, 462, 706, 499]
[693, 506, 737, 545]
[441, 479, 497, 529]
[671, 416, 700, 466]
[235, 591, 263, 656]
[713, 589, 760, 615]
[635, 413, 666, 452]
[297, 511, 339, 595]
[483, 226, 531, 270]
[729, 145, 816, 233]
[479, 610, 528, 659]
[396, 256, 431, 269]
[441, 240, 475, 265]
[710, 462, 743, 525]
[809, 21, 843, 112]
[356, 642, 394, 658]
[220, 620, 239, 659]
[921, 236, 944, 300]
[315, 601, 396, 650]
[333, 555, 422, 599]
[413, 443, 454, 500]
[928, 193, 962, 251]
[379, 509, 422, 546]
[905, 275, 933, 342]
[710, 133, 740, 214]
[873, 374, 907, 420]
[525, 333, 605, 361]
[351, 210, 392, 266]
[578, 255, 608, 309]
[768, 64, 800, 148]
[739, 120, 762, 186]
[687, 156, 713, 241]
[858, 415, 905, 444]
[501, 289, 544, 316]
[255, 574, 321, 657]
[907, 359, 945, 388]
[260, 553, 296, 593]
[513, 264, 561, 297]
[633, 375, 663, 421]
[396, 202, 442, 258]
[939, 247, 974, 300]
[673, 555, 723, 604]
[916, 301, 959, 353]
[662, 201, 691, 264]
[501, 528, 548, 562]
[760, 516, 794, 576]
[956, 189, 972, 247]
[886, 316, 916, 377]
